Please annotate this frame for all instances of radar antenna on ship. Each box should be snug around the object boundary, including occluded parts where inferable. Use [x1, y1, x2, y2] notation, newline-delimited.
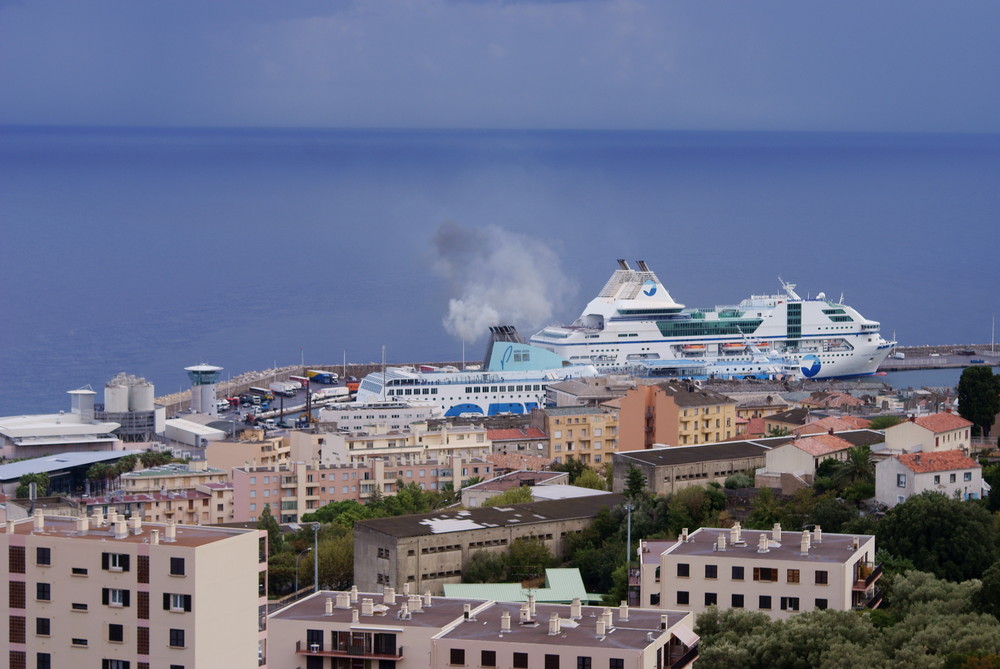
[778, 277, 802, 301]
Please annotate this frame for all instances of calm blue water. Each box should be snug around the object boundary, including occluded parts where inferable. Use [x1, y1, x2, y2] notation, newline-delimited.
[2, 127, 998, 415]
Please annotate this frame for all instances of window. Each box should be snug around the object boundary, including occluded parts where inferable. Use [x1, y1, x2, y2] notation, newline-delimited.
[950, 473, 957, 483]
[705, 564, 718, 579]
[759, 596, 772, 610]
[732, 566, 744, 580]
[514, 653, 529, 669]
[10, 615, 26, 643]
[71, 567, 88, 576]
[732, 594, 744, 608]
[138, 591, 150, 619]
[677, 591, 689, 605]
[815, 570, 829, 585]
[816, 598, 828, 610]
[137, 555, 149, 584]
[169, 628, 185, 648]
[37, 653, 51, 669]
[753, 567, 776, 582]
[787, 569, 800, 584]
[102, 552, 130, 572]
[482, 650, 497, 667]
[36, 582, 51, 601]
[677, 563, 690, 577]
[705, 592, 717, 606]
[610, 660, 625, 669]
[964, 472, 973, 481]
[450, 648, 465, 665]
[36, 617, 50, 636]
[780, 597, 800, 611]
[138, 626, 150, 654]
[9, 546, 26, 573]
[72, 638, 88, 647]
[36, 547, 51, 566]
[577, 657, 592, 669]
[72, 602, 88, 611]
[164, 593, 192, 612]
[896, 473, 906, 488]
[933, 475, 941, 484]
[109, 623, 124, 643]
[101, 661, 131, 669]
[10, 581, 26, 609]
[545, 655, 560, 669]
[170, 557, 186, 576]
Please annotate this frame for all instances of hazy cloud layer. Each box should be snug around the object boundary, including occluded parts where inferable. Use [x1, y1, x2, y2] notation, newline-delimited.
[432, 221, 571, 342]
[1, 0, 998, 131]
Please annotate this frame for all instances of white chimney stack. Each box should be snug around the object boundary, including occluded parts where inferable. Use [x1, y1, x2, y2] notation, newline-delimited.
[813, 525, 823, 543]
[150, 529, 159, 545]
[325, 597, 334, 615]
[383, 587, 396, 605]
[731, 522, 743, 545]
[519, 603, 531, 624]
[361, 598, 374, 616]
[528, 593, 536, 617]
[408, 594, 422, 613]
[129, 516, 142, 535]
[680, 527, 689, 542]
[548, 612, 561, 636]
[757, 533, 770, 553]
[113, 519, 128, 540]
[402, 583, 410, 596]
[92, 511, 104, 527]
[77, 516, 90, 535]
[164, 522, 177, 542]
[336, 592, 351, 609]
[660, 614, 669, 630]
[501, 610, 511, 632]
[424, 591, 432, 608]
[33, 510, 44, 532]
[619, 601, 629, 622]
[571, 597, 582, 619]
[596, 618, 607, 637]
[716, 535, 726, 552]
[352, 608, 360, 624]
[772, 523, 781, 542]
[350, 585, 359, 604]
[800, 530, 811, 555]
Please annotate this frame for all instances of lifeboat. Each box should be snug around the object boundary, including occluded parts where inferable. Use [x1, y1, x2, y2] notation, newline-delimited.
[682, 344, 707, 351]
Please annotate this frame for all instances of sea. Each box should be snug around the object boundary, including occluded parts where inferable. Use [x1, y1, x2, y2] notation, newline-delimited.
[2, 127, 998, 416]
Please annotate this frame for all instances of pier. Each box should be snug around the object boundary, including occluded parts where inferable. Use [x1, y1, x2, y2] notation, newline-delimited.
[878, 345, 1000, 372]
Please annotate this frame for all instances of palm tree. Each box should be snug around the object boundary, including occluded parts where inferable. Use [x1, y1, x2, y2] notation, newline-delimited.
[830, 445, 875, 490]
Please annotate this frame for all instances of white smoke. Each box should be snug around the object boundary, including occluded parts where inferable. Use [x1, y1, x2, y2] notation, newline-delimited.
[432, 221, 572, 343]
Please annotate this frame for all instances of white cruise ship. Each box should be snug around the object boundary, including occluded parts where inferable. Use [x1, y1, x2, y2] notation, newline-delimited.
[354, 326, 600, 417]
[529, 260, 894, 380]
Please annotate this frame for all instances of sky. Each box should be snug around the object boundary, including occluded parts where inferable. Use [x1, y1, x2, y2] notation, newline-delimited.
[1, 0, 999, 132]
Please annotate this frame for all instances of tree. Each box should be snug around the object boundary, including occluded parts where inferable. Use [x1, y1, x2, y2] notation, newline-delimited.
[257, 504, 284, 556]
[766, 426, 790, 437]
[869, 415, 905, 430]
[139, 450, 174, 468]
[624, 465, 648, 501]
[974, 562, 1000, 620]
[15, 472, 50, 499]
[315, 529, 354, 590]
[552, 458, 588, 484]
[808, 495, 859, 533]
[958, 366, 1000, 437]
[877, 492, 1000, 581]
[831, 446, 875, 490]
[463, 550, 510, 583]
[507, 537, 553, 581]
[724, 472, 754, 489]
[488, 486, 534, 506]
[575, 468, 607, 491]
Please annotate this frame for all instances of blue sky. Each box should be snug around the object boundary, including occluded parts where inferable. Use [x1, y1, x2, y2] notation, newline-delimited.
[1, 0, 998, 132]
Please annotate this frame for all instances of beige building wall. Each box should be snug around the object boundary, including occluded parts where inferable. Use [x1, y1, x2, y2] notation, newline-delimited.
[884, 420, 971, 454]
[619, 385, 737, 452]
[544, 407, 620, 465]
[206, 430, 291, 472]
[121, 462, 227, 493]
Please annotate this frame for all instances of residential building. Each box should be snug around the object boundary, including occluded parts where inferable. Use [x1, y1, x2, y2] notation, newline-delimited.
[290, 421, 491, 466]
[78, 483, 235, 525]
[733, 395, 790, 421]
[206, 429, 291, 472]
[487, 453, 555, 475]
[756, 430, 884, 490]
[534, 406, 619, 465]
[875, 450, 984, 507]
[354, 494, 623, 595]
[883, 412, 973, 454]
[120, 462, 228, 493]
[461, 471, 568, 508]
[637, 524, 881, 620]
[612, 440, 772, 496]
[0, 512, 266, 668]
[487, 427, 550, 457]
[317, 401, 441, 432]
[267, 589, 698, 669]
[618, 382, 737, 451]
[793, 415, 872, 437]
[545, 375, 636, 407]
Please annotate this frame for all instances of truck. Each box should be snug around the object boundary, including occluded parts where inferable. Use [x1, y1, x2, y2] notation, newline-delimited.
[248, 387, 275, 401]
[306, 370, 338, 385]
[289, 375, 310, 389]
[269, 381, 298, 397]
[311, 387, 350, 402]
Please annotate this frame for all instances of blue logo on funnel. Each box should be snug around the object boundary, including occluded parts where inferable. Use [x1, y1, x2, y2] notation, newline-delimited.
[800, 354, 822, 378]
[642, 280, 657, 297]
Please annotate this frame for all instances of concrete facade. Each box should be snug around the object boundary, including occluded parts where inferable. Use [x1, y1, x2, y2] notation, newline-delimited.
[637, 525, 881, 621]
[535, 405, 620, 465]
[884, 412, 973, 454]
[0, 512, 266, 669]
[612, 441, 773, 496]
[618, 383, 737, 451]
[289, 422, 492, 467]
[875, 450, 984, 508]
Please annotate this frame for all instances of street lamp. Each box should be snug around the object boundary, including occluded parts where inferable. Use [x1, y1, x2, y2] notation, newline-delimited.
[312, 523, 320, 592]
[295, 547, 312, 594]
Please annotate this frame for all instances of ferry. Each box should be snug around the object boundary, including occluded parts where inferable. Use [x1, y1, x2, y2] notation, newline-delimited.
[354, 326, 599, 416]
[530, 260, 895, 380]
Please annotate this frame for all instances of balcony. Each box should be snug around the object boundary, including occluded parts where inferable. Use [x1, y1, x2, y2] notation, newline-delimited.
[295, 640, 403, 660]
[628, 568, 641, 586]
[670, 643, 699, 669]
[852, 563, 883, 590]
[852, 586, 883, 610]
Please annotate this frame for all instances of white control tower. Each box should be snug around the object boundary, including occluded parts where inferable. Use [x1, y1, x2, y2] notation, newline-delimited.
[185, 363, 223, 416]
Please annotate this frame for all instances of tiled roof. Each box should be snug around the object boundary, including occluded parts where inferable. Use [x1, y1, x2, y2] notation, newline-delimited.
[747, 418, 766, 436]
[768, 407, 811, 426]
[896, 449, 980, 474]
[487, 453, 553, 471]
[791, 433, 855, 457]
[486, 427, 548, 441]
[795, 416, 872, 436]
[911, 412, 973, 433]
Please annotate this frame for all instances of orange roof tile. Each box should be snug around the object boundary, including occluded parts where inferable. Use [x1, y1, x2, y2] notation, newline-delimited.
[487, 427, 548, 441]
[794, 416, 872, 436]
[911, 412, 973, 433]
[896, 449, 979, 474]
[487, 453, 554, 472]
[747, 418, 766, 437]
[791, 433, 855, 457]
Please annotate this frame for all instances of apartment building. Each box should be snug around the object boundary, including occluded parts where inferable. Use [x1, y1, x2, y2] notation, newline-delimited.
[0, 511, 267, 669]
[875, 450, 984, 508]
[231, 456, 493, 523]
[120, 462, 228, 493]
[78, 481, 235, 525]
[289, 421, 491, 466]
[316, 401, 441, 432]
[486, 427, 550, 457]
[637, 524, 881, 621]
[534, 405, 620, 465]
[618, 382, 737, 451]
[354, 494, 623, 595]
[883, 411, 973, 454]
[206, 429, 291, 471]
[267, 589, 699, 669]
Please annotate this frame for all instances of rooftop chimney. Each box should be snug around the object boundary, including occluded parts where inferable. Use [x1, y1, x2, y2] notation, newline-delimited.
[5, 519, 14, 534]
[361, 598, 374, 616]
[772, 523, 781, 542]
[325, 597, 334, 616]
[548, 613, 561, 636]
[851, 536, 860, 551]
[501, 610, 511, 632]
[352, 608, 360, 624]
[113, 519, 128, 540]
[402, 583, 410, 596]
[77, 516, 90, 535]
[336, 592, 351, 609]
[571, 597, 582, 619]
[383, 587, 396, 606]
[716, 535, 727, 552]
[660, 614, 669, 630]
[164, 521, 177, 542]
[596, 618, 607, 637]
[408, 594, 422, 613]
[731, 522, 744, 545]
[93, 511, 104, 527]
[528, 593, 536, 617]
[800, 530, 811, 555]
[350, 585, 359, 604]
[519, 603, 531, 624]
[813, 525, 823, 543]
[424, 591, 432, 608]
[757, 534, 770, 553]
[33, 510, 44, 533]
[129, 516, 142, 535]
[680, 528, 689, 542]
[399, 602, 410, 619]
[619, 601, 629, 622]
[602, 608, 614, 630]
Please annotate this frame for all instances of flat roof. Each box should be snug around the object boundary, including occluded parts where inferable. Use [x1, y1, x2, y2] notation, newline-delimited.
[0, 450, 144, 481]
[662, 527, 873, 565]
[270, 590, 489, 629]
[0, 515, 257, 548]
[0, 412, 121, 440]
[164, 418, 227, 437]
[616, 440, 780, 467]
[357, 494, 624, 538]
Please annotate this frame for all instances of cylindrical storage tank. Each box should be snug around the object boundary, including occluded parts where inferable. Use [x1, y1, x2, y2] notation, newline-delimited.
[104, 383, 129, 413]
[130, 381, 155, 412]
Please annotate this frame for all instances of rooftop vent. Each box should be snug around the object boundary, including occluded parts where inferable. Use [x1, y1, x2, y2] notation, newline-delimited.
[501, 610, 511, 633]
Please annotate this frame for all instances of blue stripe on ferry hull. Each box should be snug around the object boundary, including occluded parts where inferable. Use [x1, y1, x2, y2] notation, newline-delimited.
[488, 403, 525, 415]
[445, 403, 484, 417]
